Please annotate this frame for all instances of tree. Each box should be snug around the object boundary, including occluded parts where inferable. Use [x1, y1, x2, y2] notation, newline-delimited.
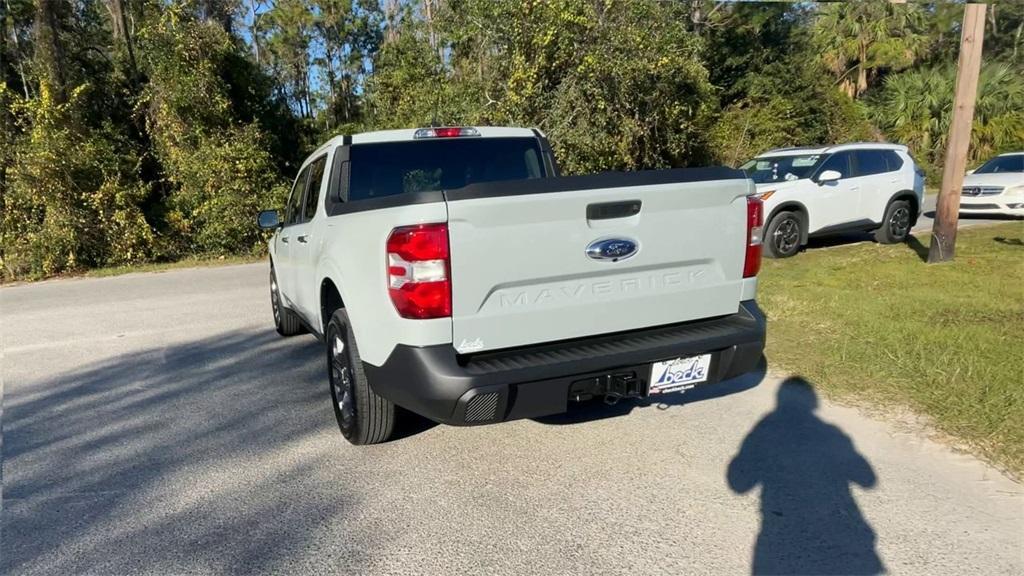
[139, 4, 284, 256]
[311, 0, 380, 131]
[814, 0, 927, 99]
[263, 0, 315, 117]
[872, 63, 1024, 179]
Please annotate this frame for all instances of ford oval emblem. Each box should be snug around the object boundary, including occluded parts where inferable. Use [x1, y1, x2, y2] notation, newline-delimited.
[586, 237, 639, 262]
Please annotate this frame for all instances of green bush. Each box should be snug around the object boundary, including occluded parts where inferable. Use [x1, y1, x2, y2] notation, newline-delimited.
[1, 85, 153, 280]
[140, 7, 285, 258]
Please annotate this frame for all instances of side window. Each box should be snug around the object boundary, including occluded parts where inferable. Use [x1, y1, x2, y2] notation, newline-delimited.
[884, 151, 904, 172]
[853, 150, 888, 177]
[818, 152, 852, 179]
[302, 155, 328, 221]
[286, 166, 310, 225]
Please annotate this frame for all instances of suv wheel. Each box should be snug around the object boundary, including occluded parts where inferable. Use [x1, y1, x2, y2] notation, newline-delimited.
[271, 268, 303, 336]
[875, 200, 912, 244]
[326, 309, 395, 445]
[764, 211, 803, 258]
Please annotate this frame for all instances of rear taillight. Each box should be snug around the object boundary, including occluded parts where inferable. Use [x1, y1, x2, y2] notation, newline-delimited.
[744, 196, 763, 278]
[386, 224, 451, 319]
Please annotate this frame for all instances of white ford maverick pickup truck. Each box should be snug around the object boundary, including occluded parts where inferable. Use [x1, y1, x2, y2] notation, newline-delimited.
[257, 126, 766, 445]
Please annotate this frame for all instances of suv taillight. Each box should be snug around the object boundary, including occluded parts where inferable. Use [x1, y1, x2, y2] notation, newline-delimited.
[386, 224, 451, 319]
[744, 197, 763, 278]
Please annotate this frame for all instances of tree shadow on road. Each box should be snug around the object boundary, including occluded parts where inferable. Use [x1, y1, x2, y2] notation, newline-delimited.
[727, 377, 883, 575]
[534, 357, 767, 426]
[2, 329, 374, 575]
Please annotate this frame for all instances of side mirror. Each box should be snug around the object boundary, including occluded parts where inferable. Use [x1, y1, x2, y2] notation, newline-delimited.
[816, 170, 842, 184]
[257, 210, 282, 230]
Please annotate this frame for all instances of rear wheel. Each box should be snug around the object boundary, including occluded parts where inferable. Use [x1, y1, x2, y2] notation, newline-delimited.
[763, 211, 803, 259]
[270, 268, 302, 336]
[327, 309, 395, 445]
[875, 200, 912, 244]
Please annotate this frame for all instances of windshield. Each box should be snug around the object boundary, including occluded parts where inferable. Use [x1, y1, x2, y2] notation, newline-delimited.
[973, 155, 1024, 174]
[349, 137, 546, 201]
[741, 155, 823, 184]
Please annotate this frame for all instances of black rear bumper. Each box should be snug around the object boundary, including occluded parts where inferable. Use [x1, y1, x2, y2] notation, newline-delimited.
[364, 300, 766, 425]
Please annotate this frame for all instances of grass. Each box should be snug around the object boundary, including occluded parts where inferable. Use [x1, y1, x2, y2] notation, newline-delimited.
[759, 222, 1024, 475]
[83, 254, 265, 279]
[1, 254, 264, 285]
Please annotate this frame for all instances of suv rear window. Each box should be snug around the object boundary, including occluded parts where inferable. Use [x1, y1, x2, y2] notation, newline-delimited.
[348, 137, 546, 201]
[883, 151, 903, 171]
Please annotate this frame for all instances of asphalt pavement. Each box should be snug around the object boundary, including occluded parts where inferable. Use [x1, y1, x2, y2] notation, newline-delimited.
[2, 263, 1022, 575]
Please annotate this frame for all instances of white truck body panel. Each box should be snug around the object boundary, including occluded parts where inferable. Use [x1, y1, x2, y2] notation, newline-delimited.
[446, 179, 752, 353]
[315, 202, 453, 366]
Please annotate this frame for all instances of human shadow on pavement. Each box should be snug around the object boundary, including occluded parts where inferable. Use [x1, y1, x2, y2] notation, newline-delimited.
[534, 357, 767, 426]
[727, 377, 883, 575]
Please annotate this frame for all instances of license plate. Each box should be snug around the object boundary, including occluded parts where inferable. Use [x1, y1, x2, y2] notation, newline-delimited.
[649, 354, 712, 394]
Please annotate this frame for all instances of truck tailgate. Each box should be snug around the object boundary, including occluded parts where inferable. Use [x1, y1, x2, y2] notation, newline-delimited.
[445, 169, 753, 354]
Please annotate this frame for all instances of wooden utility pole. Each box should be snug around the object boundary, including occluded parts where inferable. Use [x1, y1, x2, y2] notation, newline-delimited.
[928, 3, 986, 264]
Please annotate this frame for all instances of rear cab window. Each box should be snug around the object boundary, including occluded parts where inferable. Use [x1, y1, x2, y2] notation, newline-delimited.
[348, 137, 546, 201]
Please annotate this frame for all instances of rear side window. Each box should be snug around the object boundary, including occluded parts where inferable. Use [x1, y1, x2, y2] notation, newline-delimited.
[286, 166, 310, 225]
[302, 155, 327, 221]
[853, 150, 889, 176]
[883, 151, 904, 171]
[817, 151, 852, 178]
[348, 137, 545, 201]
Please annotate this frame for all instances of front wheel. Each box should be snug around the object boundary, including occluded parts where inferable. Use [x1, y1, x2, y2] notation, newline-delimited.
[763, 211, 804, 259]
[326, 309, 395, 445]
[875, 200, 912, 244]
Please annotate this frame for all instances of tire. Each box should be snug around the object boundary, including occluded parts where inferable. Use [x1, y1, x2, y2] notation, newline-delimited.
[326, 309, 395, 445]
[875, 200, 912, 244]
[270, 267, 303, 336]
[763, 211, 803, 259]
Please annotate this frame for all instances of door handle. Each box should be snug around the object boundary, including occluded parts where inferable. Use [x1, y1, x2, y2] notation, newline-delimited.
[587, 200, 642, 220]
[297, 235, 309, 244]
[281, 236, 289, 244]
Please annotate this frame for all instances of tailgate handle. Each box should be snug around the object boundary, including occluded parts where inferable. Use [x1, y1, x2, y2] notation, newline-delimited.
[587, 200, 641, 220]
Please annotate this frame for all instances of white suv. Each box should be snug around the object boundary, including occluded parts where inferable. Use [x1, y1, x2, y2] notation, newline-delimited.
[741, 143, 925, 258]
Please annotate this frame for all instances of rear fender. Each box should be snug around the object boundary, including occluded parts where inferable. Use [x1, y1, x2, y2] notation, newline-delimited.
[885, 191, 921, 225]
[316, 258, 350, 337]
